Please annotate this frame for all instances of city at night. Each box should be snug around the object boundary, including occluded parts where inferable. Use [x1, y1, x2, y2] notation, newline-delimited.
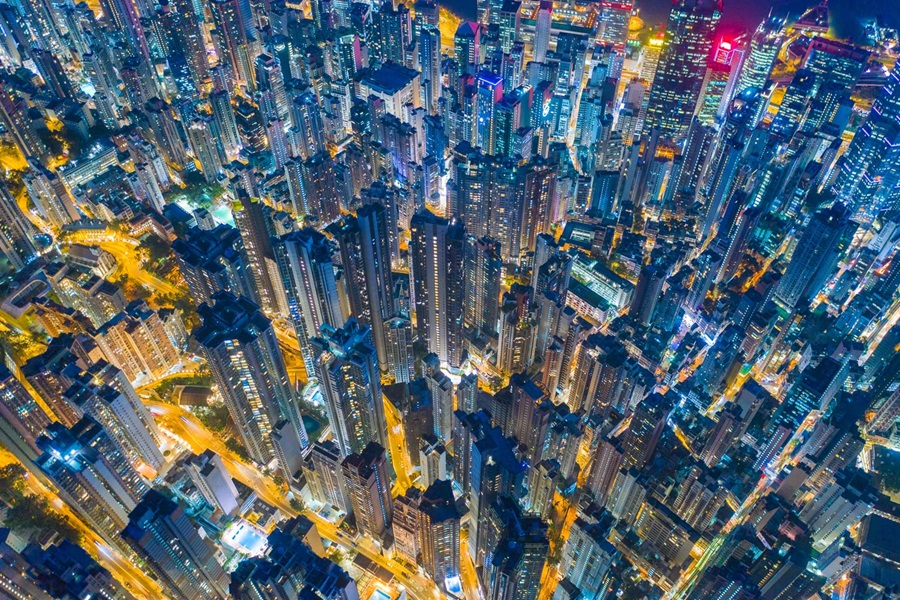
[0, 0, 899, 597]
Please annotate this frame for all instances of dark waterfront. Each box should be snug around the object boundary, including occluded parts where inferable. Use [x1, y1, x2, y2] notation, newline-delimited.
[439, 0, 900, 41]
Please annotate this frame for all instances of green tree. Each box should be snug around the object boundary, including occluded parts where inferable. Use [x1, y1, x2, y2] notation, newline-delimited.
[194, 403, 230, 433]
[5, 495, 80, 544]
[0, 464, 26, 504]
[225, 437, 250, 462]
[138, 236, 175, 278]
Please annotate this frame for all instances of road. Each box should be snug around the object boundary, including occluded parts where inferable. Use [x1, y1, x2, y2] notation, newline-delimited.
[384, 396, 415, 495]
[273, 322, 309, 386]
[0, 448, 163, 599]
[61, 231, 184, 299]
[100, 240, 184, 299]
[438, 7, 461, 52]
[148, 401, 442, 600]
[460, 531, 485, 600]
[861, 296, 900, 361]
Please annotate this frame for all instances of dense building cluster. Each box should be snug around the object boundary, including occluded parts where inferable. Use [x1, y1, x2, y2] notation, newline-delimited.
[0, 0, 899, 598]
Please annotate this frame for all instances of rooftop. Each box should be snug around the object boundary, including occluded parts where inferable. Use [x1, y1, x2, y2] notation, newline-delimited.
[361, 62, 419, 95]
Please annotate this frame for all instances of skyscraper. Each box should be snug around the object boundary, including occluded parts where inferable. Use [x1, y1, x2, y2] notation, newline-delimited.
[507, 372, 550, 464]
[560, 517, 618, 597]
[232, 193, 281, 315]
[327, 203, 395, 370]
[122, 490, 230, 600]
[629, 264, 666, 327]
[37, 417, 147, 543]
[0, 80, 47, 159]
[63, 363, 166, 472]
[419, 479, 463, 593]
[210, 0, 258, 88]
[94, 300, 182, 384]
[172, 225, 258, 307]
[533, 1, 552, 63]
[464, 236, 502, 337]
[182, 448, 239, 512]
[21, 335, 97, 428]
[0, 364, 51, 460]
[476, 71, 503, 152]
[620, 393, 671, 470]
[487, 503, 549, 600]
[598, 0, 633, 48]
[290, 93, 327, 159]
[144, 98, 189, 168]
[231, 517, 358, 598]
[645, 0, 722, 139]
[342, 442, 393, 541]
[195, 292, 308, 481]
[518, 159, 557, 256]
[427, 364, 455, 442]
[210, 89, 242, 157]
[385, 315, 414, 383]
[769, 69, 816, 138]
[165, 0, 210, 88]
[497, 1, 521, 53]
[302, 440, 353, 513]
[834, 69, 900, 216]
[31, 48, 78, 100]
[497, 284, 539, 375]
[299, 152, 344, 224]
[187, 118, 223, 182]
[466, 412, 526, 566]
[695, 39, 740, 126]
[455, 21, 482, 74]
[21, 158, 79, 229]
[274, 228, 345, 373]
[392, 486, 422, 563]
[254, 53, 289, 124]
[311, 319, 387, 457]
[410, 211, 467, 368]
[419, 24, 442, 114]
[773, 203, 852, 309]
[735, 15, 783, 94]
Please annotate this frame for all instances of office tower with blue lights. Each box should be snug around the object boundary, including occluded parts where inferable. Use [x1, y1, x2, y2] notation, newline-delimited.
[735, 15, 784, 94]
[123, 490, 230, 600]
[37, 417, 148, 544]
[835, 69, 900, 215]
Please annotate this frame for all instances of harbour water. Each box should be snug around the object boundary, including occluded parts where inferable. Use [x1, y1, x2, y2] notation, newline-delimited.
[433, 0, 898, 43]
